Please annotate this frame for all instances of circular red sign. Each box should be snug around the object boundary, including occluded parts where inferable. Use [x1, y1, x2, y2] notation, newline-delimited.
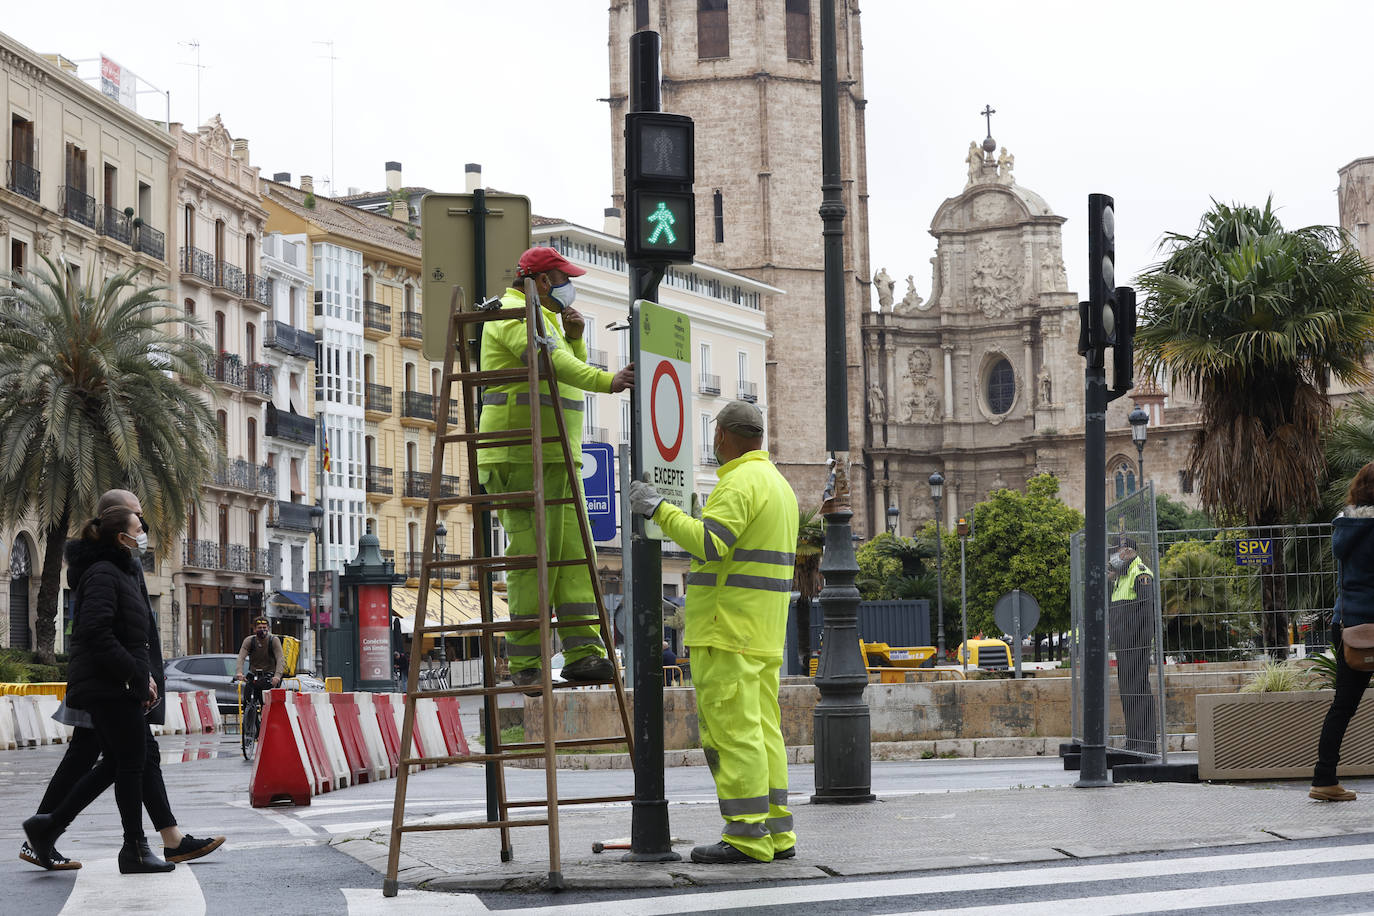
[650, 361, 684, 462]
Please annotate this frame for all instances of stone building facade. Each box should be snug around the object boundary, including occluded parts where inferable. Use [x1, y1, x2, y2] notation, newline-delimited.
[607, 0, 873, 528]
[862, 143, 1201, 527]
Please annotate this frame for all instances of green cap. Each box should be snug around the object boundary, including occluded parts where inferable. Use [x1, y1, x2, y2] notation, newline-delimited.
[714, 400, 764, 436]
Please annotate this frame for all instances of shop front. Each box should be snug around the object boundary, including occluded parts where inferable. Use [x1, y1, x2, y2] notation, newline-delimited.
[186, 584, 264, 654]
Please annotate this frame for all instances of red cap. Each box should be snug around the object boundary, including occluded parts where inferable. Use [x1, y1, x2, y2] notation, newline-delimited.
[516, 246, 586, 279]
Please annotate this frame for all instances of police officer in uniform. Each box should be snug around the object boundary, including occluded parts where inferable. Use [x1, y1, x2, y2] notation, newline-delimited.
[1108, 535, 1157, 754]
[629, 401, 799, 864]
[479, 247, 634, 690]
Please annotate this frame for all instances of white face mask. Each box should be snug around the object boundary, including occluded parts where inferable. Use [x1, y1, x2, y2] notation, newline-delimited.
[127, 531, 148, 558]
[550, 281, 577, 311]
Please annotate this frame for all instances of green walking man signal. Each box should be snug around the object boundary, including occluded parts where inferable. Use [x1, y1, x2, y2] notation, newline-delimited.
[625, 112, 695, 263]
[646, 201, 677, 245]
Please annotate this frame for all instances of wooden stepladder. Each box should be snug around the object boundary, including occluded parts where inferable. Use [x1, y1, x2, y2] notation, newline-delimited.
[383, 280, 635, 894]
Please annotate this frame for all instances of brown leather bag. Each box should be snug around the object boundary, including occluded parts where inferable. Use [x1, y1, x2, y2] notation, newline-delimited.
[1342, 623, 1374, 672]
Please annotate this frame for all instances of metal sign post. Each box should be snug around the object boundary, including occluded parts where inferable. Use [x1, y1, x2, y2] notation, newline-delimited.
[994, 589, 1041, 679]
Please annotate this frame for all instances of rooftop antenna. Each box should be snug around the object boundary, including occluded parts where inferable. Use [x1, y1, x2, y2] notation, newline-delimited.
[313, 40, 338, 196]
[178, 40, 206, 128]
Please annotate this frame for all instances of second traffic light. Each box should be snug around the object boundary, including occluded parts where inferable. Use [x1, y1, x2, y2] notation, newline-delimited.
[1087, 193, 1116, 351]
[625, 112, 695, 263]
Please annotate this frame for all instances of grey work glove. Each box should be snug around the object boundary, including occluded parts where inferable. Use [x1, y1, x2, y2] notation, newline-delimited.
[628, 479, 666, 518]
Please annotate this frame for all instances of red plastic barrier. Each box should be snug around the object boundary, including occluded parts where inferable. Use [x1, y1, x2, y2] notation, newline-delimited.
[328, 694, 372, 785]
[435, 697, 470, 757]
[180, 693, 204, 734]
[372, 693, 401, 774]
[249, 689, 314, 807]
[194, 691, 216, 733]
[291, 692, 337, 794]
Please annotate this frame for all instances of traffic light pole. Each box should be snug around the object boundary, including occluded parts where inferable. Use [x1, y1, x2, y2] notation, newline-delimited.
[1078, 342, 1111, 788]
[623, 29, 679, 863]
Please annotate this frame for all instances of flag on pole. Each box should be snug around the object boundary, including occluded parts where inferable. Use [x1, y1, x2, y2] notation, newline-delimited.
[322, 426, 332, 472]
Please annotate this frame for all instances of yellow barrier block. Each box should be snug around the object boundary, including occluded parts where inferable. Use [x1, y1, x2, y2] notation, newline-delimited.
[325, 676, 343, 693]
[0, 682, 66, 700]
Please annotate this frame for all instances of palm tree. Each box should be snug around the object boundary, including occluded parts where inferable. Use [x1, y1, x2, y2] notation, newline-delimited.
[793, 506, 824, 673]
[1136, 199, 1374, 657]
[0, 258, 218, 662]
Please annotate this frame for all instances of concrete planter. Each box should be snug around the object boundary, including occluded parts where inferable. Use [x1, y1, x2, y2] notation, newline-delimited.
[1196, 689, 1374, 780]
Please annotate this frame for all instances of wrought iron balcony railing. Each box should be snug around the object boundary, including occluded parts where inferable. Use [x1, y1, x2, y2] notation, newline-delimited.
[701, 449, 719, 467]
[180, 247, 216, 284]
[246, 274, 271, 307]
[217, 261, 246, 296]
[364, 300, 392, 334]
[699, 373, 721, 396]
[60, 186, 96, 229]
[134, 223, 165, 260]
[737, 380, 759, 403]
[101, 206, 132, 245]
[584, 426, 608, 444]
[587, 348, 608, 370]
[366, 465, 394, 495]
[403, 471, 461, 500]
[401, 390, 434, 422]
[206, 352, 245, 388]
[245, 363, 273, 398]
[212, 457, 276, 495]
[365, 383, 393, 413]
[264, 321, 316, 361]
[265, 405, 316, 445]
[400, 311, 423, 339]
[5, 160, 39, 201]
[404, 551, 462, 580]
[268, 500, 316, 532]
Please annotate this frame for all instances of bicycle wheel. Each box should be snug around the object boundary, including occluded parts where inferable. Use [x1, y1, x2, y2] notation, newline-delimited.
[241, 701, 259, 759]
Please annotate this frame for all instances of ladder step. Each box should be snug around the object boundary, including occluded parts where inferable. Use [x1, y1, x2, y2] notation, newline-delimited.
[441, 429, 563, 446]
[407, 674, 622, 701]
[416, 616, 612, 638]
[449, 307, 530, 324]
[451, 367, 543, 384]
[401, 749, 549, 766]
[506, 794, 636, 808]
[396, 818, 549, 834]
[503, 736, 628, 752]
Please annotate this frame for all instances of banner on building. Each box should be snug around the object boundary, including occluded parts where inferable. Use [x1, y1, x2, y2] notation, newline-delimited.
[99, 55, 138, 110]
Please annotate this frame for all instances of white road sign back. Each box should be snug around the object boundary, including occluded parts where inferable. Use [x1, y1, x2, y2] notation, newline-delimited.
[635, 299, 692, 540]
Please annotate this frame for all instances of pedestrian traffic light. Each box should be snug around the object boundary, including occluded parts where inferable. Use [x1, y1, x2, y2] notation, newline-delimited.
[1111, 286, 1136, 392]
[1087, 193, 1116, 351]
[625, 112, 695, 263]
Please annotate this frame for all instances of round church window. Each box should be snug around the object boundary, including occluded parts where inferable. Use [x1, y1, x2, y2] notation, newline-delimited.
[986, 359, 1015, 415]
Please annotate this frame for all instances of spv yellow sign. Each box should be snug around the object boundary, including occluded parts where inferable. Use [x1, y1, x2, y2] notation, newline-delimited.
[1235, 538, 1273, 566]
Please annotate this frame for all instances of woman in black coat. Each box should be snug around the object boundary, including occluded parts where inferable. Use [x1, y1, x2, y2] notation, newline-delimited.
[33, 506, 174, 872]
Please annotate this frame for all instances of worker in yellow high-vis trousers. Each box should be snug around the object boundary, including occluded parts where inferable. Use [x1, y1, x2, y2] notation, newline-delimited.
[478, 246, 634, 692]
[629, 400, 799, 864]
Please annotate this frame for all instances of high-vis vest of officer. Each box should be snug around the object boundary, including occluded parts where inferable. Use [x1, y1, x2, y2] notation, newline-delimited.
[1111, 555, 1152, 602]
[476, 286, 613, 468]
[653, 450, 800, 657]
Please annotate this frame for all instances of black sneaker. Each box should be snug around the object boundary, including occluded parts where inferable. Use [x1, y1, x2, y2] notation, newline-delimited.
[561, 655, 614, 682]
[690, 840, 765, 864]
[773, 845, 796, 860]
[20, 841, 81, 871]
[164, 834, 225, 864]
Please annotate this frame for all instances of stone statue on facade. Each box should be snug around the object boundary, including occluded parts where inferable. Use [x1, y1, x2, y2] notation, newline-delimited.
[1037, 368, 1053, 407]
[966, 141, 985, 186]
[873, 268, 895, 309]
[922, 389, 942, 424]
[997, 147, 1015, 182]
[867, 382, 887, 422]
[895, 276, 925, 313]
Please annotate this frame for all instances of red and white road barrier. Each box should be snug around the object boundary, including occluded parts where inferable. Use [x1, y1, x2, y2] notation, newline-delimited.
[249, 690, 470, 807]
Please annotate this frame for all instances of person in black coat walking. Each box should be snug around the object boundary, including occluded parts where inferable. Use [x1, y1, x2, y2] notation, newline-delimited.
[21, 492, 223, 872]
[1311, 463, 1374, 801]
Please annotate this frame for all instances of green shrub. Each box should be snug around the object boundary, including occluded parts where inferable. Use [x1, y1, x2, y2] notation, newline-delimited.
[1240, 660, 1311, 693]
[0, 653, 28, 682]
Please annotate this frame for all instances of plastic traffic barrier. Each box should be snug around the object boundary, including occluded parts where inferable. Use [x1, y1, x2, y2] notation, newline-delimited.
[413, 698, 445, 768]
[193, 690, 217, 732]
[11, 695, 44, 746]
[249, 688, 317, 807]
[33, 694, 70, 744]
[0, 696, 16, 750]
[434, 697, 471, 758]
[371, 693, 402, 775]
[163, 691, 187, 735]
[291, 691, 346, 792]
[352, 693, 392, 779]
[327, 693, 381, 784]
[203, 691, 224, 731]
[307, 692, 353, 789]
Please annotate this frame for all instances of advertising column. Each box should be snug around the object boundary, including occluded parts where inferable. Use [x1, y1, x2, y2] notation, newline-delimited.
[357, 584, 391, 683]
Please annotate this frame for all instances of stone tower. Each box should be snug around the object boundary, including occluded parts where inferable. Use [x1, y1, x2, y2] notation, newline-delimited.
[608, 0, 873, 530]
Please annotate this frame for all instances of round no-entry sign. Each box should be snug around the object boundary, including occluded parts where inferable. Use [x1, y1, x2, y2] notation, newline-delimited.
[650, 361, 684, 462]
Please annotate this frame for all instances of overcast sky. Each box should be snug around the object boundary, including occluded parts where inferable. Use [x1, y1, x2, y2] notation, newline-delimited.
[8, 1, 1374, 307]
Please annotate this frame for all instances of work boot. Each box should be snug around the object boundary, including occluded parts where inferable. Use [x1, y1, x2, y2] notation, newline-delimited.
[1309, 783, 1357, 801]
[510, 668, 543, 697]
[117, 839, 175, 874]
[164, 834, 225, 863]
[19, 840, 81, 871]
[690, 840, 766, 864]
[773, 845, 797, 860]
[561, 655, 614, 682]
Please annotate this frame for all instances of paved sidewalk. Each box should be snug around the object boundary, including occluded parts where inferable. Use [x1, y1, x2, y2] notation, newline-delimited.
[331, 758, 1374, 893]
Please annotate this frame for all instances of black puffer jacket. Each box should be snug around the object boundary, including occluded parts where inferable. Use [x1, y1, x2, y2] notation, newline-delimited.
[63, 539, 151, 710]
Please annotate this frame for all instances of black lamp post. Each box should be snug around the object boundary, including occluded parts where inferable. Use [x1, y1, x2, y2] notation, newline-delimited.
[310, 502, 325, 676]
[435, 520, 447, 663]
[1129, 405, 1149, 487]
[886, 503, 899, 535]
[929, 472, 945, 657]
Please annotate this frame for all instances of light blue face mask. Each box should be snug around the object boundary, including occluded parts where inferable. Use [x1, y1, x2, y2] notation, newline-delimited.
[550, 281, 577, 311]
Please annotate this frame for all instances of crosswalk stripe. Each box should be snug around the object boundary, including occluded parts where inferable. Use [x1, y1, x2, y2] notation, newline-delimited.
[472, 841, 1374, 916]
[59, 855, 206, 916]
[341, 888, 490, 914]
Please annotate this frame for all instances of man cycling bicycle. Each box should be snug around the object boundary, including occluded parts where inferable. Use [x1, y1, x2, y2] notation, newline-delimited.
[233, 616, 284, 711]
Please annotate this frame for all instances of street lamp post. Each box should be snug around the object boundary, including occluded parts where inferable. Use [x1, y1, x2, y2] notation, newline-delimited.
[929, 472, 945, 658]
[309, 503, 325, 676]
[886, 503, 899, 535]
[435, 521, 447, 665]
[1129, 405, 1149, 487]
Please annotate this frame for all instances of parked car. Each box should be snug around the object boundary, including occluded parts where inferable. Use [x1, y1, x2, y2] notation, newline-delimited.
[163, 654, 326, 711]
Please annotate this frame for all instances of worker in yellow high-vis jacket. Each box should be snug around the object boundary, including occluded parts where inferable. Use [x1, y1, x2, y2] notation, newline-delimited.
[629, 400, 799, 864]
[478, 246, 634, 691]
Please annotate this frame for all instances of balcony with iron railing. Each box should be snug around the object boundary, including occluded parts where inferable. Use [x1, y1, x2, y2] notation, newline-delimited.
[365, 382, 393, 415]
[587, 348, 609, 370]
[60, 186, 96, 229]
[402, 471, 462, 500]
[405, 551, 462, 581]
[737, 380, 759, 403]
[399, 311, 423, 344]
[100, 206, 132, 245]
[134, 223, 165, 261]
[183, 539, 271, 576]
[244, 363, 273, 400]
[180, 246, 216, 285]
[245, 274, 271, 309]
[264, 320, 316, 361]
[5, 160, 39, 201]
[584, 426, 608, 444]
[364, 300, 392, 337]
[211, 457, 276, 496]
[699, 373, 721, 396]
[701, 449, 719, 467]
[400, 390, 434, 424]
[265, 405, 316, 445]
[206, 352, 245, 388]
[217, 261, 246, 296]
[268, 500, 316, 532]
[366, 465, 394, 496]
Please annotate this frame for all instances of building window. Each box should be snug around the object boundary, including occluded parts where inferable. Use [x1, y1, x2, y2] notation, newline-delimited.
[698, 0, 729, 59]
[10, 238, 26, 277]
[785, 0, 812, 60]
[985, 358, 1015, 416]
[1179, 469, 1194, 495]
[634, 0, 650, 30]
[713, 189, 724, 243]
[1115, 463, 1136, 500]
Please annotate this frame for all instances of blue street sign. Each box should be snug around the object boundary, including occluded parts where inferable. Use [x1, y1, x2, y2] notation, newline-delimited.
[581, 442, 617, 543]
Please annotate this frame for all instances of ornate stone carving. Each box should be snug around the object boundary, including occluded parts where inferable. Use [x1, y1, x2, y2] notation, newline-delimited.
[0, 216, 9, 237]
[907, 349, 932, 379]
[971, 193, 1011, 224]
[867, 383, 886, 422]
[873, 267, 894, 309]
[1037, 368, 1052, 407]
[1038, 250, 1068, 292]
[928, 256, 942, 310]
[997, 147, 1015, 183]
[966, 142, 984, 186]
[894, 275, 927, 313]
[922, 389, 942, 423]
[969, 239, 1018, 318]
[35, 232, 52, 256]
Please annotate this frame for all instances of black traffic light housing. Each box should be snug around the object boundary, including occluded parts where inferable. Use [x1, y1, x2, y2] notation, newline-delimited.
[1087, 193, 1117, 351]
[1111, 286, 1136, 393]
[625, 112, 695, 263]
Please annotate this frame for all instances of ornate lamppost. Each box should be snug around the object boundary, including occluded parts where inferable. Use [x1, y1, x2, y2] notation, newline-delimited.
[1129, 405, 1149, 488]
